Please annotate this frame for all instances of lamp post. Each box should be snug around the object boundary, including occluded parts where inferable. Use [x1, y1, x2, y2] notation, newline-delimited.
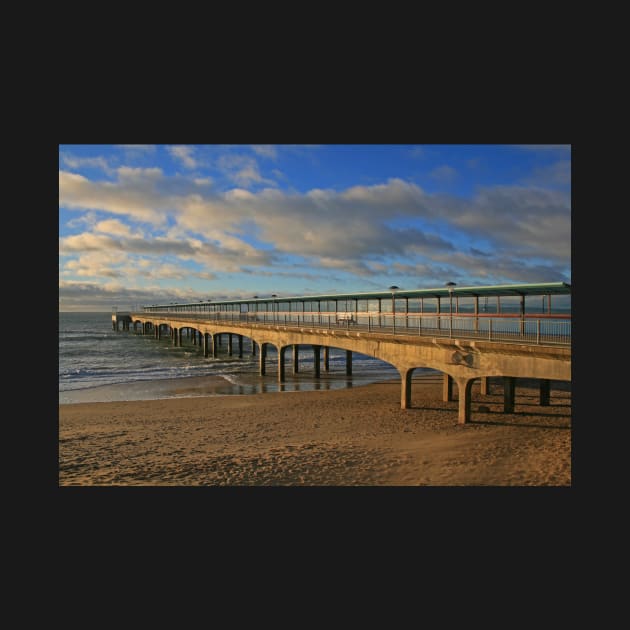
[389, 286, 399, 334]
[445, 282, 456, 337]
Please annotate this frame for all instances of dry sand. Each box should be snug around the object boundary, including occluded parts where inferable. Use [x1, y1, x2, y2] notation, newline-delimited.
[58, 374, 571, 486]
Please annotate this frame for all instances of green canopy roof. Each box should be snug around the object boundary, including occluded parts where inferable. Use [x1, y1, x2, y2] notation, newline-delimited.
[147, 282, 570, 308]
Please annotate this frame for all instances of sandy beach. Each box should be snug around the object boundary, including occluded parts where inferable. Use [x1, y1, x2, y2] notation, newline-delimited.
[58, 374, 571, 486]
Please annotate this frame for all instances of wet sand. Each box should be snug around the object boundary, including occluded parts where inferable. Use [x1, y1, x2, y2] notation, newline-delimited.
[58, 374, 571, 486]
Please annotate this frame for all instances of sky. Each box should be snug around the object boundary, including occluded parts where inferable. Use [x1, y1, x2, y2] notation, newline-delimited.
[59, 144, 571, 311]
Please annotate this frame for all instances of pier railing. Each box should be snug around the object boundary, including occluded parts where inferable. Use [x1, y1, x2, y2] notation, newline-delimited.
[136, 310, 571, 347]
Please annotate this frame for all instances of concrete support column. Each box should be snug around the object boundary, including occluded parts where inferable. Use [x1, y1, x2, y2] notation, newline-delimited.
[346, 350, 352, 376]
[278, 346, 286, 382]
[259, 343, 267, 375]
[313, 345, 321, 378]
[443, 374, 454, 402]
[503, 377, 516, 413]
[177, 328, 182, 346]
[324, 347, 330, 372]
[400, 367, 413, 409]
[228, 334, 233, 356]
[480, 376, 490, 395]
[172, 327, 178, 346]
[156, 325, 161, 340]
[238, 335, 243, 358]
[203, 333, 209, 358]
[293, 345, 299, 373]
[212, 334, 218, 358]
[251, 340, 256, 357]
[539, 378, 550, 406]
[456, 377, 474, 424]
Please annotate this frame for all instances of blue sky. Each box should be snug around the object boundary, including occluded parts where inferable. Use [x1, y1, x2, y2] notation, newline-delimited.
[59, 144, 571, 311]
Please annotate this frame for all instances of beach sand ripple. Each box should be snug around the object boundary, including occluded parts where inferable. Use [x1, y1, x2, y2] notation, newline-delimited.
[59, 376, 571, 486]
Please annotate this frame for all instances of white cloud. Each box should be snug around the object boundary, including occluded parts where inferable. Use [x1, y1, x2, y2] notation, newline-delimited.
[59, 169, 169, 225]
[251, 145, 278, 159]
[94, 219, 137, 237]
[429, 165, 457, 181]
[60, 168, 570, 288]
[216, 154, 276, 187]
[60, 153, 112, 173]
[168, 145, 198, 169]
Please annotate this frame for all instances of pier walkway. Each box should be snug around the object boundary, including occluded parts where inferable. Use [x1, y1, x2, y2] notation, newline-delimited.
[114, 282, 571, 423]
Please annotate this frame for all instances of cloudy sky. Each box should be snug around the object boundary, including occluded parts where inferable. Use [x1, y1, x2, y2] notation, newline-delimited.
[59, 144, 571, 311]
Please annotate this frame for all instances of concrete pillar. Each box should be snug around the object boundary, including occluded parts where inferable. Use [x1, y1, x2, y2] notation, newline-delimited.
[480, 376, 490, 395]
[278, 346, 286, 382]
[539, 379, 550, 406]
[203, 333, 209, 358]
[172, 327, 178, 346]
[228, 334, 233, 356]
[156, 325, 160, 340]
[456, 377, 474, 424]
[313, 345, 321, 378]
[324, 347, 330, 371]
[238, 335, 243, 358]
[443, 374, 453, 402]
[401, 367, 413, 409]
[259, 343, 267, 375]
[251, 340, 256, 357]
[503, 377, 516, 413]
[212, 334, 218, 358]
[346, 350, 352, 376]
[293, 345, 299, 373]
[177, 328, 182, 346]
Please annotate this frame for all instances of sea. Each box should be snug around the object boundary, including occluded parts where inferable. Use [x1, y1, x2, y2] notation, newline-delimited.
[59, 312, 419, 405]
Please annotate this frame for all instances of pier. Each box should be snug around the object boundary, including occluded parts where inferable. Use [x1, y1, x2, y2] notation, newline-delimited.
[116, 282, 571, 424]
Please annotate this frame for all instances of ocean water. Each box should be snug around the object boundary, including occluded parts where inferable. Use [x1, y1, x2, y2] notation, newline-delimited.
[59, 312, 416, 404]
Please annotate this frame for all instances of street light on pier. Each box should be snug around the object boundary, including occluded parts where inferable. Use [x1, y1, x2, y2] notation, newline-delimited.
[389, 286, 399, 333]
[445, 282, 456, 337]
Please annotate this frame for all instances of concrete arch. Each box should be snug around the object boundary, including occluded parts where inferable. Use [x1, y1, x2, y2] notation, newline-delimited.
[125, 315, 569, 422]
[399, 365, 477, 423]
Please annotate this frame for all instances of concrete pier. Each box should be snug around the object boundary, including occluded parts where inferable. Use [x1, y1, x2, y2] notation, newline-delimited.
[443, 374, 453, 402]
[503, 377, 516, 413]
[126, 310, 570, 424]
[313, 345, 321, 378]
[480, 376, 489, 395]
[539, 378, 550, 406]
